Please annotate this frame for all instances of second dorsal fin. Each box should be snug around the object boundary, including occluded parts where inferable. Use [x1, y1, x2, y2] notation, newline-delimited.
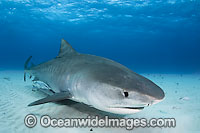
[57, 39, 77, 58]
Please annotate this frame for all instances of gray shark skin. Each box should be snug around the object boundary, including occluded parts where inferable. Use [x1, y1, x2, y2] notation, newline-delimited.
[25, 39, 165, 114]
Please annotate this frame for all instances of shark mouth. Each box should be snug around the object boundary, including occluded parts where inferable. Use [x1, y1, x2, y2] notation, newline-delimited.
[106, 106, 146, 114]
[122, 106, 145, 110]
[112, 106, 145, 110]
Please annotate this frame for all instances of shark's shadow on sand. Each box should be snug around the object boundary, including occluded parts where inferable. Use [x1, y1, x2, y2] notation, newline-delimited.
[57, 99, 124, 118]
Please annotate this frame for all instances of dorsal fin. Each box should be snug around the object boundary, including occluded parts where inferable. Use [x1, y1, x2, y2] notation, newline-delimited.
[57, 39, 77, 58]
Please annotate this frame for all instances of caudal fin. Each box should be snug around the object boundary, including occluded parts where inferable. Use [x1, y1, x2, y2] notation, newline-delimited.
[24, 56, 32, 82]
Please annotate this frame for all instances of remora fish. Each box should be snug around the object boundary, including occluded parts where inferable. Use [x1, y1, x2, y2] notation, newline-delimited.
[24, 39, 165, 114]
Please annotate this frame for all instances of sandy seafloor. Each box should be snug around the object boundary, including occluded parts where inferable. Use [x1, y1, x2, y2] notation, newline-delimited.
[0, 70, 200, 133]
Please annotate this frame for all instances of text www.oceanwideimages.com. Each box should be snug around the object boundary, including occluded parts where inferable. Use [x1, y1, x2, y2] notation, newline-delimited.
[24, 114, 176, 129]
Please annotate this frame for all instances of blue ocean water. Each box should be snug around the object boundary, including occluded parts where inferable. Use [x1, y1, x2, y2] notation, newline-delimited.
[0, 0, 199, 73]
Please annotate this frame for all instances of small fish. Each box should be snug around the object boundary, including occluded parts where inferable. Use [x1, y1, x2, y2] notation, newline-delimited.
[3, 77, 10, 81]
[179, 97, 190, 101]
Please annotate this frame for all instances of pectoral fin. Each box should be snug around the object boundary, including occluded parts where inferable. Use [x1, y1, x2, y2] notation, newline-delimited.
[28, 92, 72, 106]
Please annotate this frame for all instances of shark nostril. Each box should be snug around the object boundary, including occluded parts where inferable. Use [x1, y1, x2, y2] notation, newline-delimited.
[124, 91, 129, 97]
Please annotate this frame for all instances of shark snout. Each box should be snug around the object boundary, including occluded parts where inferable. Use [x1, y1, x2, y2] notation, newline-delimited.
[145, 89, 165, 106]
[151, 85, 165, 101]
[145, 86, 165, 106]
[122, 87, 165, 109]
[137, 83, 165, 103]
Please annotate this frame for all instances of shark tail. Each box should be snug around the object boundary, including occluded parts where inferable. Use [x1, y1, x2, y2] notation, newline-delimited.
[24, 56, 33, 82]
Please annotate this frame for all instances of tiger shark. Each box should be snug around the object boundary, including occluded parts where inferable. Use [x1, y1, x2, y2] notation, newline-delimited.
[24, 39, 165, 114]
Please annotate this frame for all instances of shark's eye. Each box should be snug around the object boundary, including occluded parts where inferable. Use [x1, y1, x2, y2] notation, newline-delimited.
[124, 91, 129, 97]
